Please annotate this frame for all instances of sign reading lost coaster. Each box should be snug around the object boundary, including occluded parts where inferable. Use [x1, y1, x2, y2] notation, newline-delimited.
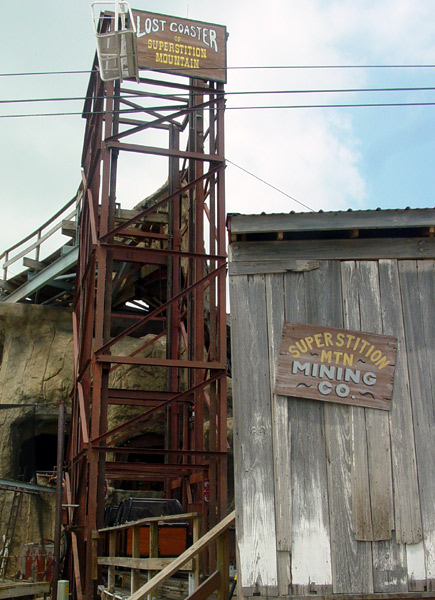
[132, 10, 227, 82]
[275, 322, 397, 410]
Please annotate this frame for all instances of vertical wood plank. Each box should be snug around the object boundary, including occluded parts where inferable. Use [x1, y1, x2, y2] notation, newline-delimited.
[229, 274, 279, 595]
[265, 274, 291, 551]
[372, 533, 408, 592]
[131, 526, 140, 594]
[416, 259, 435, 589]
[108, 531, 116, 592]
[216, 529, 230, 600]
[358, 260, 409, 593]
[341, 261, 373, 543]
[265, 274, 292, 595]
[378, 259, 422, 545]
[407, 541, 427, 591]
[399, 259, 435, 585]
[306, 261, 372, 593]
[192, 515, 201, 590]
[358, 261, 394, 543]
[284, 269, 332, 591]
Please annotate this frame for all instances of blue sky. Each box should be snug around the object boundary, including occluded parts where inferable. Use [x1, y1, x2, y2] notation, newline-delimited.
[1, 0, 435, 256]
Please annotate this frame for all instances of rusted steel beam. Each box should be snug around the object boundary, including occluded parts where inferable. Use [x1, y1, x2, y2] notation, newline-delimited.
[105, 242, 225, 263]
[97, 355, 225, 369]
[92, 447, 226, 457]
[91, 371, 223, 445]
[100, 165, 221, 242]
[96, 263, 226, 355]
[107, 388, 175, 401]
[67, 60, 227, 598]
[106, 140, 224, 163]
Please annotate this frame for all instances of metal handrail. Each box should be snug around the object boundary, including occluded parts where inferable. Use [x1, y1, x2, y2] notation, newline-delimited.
[0, 186, 82, 284]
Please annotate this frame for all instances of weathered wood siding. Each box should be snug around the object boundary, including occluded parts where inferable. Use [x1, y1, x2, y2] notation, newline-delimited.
[229, 242, 434, 598]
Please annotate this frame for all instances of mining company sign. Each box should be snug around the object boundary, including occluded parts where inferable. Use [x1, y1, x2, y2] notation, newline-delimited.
[132, 10, 227, 82]
[275, 322, 397, 410]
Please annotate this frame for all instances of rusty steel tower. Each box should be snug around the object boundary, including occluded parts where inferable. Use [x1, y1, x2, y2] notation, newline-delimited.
[66, 8, 228, 598]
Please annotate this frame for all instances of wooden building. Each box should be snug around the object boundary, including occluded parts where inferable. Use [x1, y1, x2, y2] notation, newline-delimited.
[227, 209, 435, 599]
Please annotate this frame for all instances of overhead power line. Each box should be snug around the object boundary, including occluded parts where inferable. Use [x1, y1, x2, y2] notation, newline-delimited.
[2, 100, 435, 118]
[226, 159, 315, 213]
[1, 64, 435, 77]
[2, 86, 435, 105]
[0, 70, 97, 77]
[227, 101, 435, 110]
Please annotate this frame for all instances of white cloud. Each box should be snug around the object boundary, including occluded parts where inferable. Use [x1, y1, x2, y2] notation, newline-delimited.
[2, 0, 435, 253]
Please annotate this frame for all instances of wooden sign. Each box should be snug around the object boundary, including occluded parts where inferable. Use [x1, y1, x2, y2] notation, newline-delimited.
[275, 322, 397, 410]
[132, 10, 227, 82]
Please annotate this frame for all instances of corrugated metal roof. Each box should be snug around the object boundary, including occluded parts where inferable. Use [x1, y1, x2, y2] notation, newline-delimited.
[227, 207, 435, 236]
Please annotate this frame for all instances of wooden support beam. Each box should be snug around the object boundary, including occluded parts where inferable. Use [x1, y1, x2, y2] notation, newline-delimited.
[107, 532, 116, 592]
[131, 526, 141, 594]
[62, 219, 78, 238]
[23, 257, 46, 271]
[128, 511, 234, 600]
[98, 557, 193, 570]
[0, 582, 50, 599]
[216, 529, 230, 600]
[185, 570, 221, 600]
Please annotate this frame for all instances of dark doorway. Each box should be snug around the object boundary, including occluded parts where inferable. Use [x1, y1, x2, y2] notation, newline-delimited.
[19, 433, 58, 481]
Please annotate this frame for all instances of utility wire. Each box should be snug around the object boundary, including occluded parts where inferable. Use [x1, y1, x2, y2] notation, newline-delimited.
[226, 101, 435, 110]
[0, 70, 98, 77]
[2, 100, 435, 118]
[226, 159, 315, 213]
[1, 64, 435, 77]
[2, 86, 435, 105]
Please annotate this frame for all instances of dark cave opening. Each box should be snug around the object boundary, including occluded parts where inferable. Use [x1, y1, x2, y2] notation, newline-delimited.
[19, 433, 58, 481]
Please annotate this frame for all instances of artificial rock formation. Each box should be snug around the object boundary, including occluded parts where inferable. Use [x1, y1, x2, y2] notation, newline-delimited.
[0, 304, 73, 578]
[0, 304, 168, 578]
[0, 303, 232, 578]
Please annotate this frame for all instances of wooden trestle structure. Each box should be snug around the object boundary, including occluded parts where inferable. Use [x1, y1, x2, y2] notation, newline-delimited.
[66, 62, 227, 600]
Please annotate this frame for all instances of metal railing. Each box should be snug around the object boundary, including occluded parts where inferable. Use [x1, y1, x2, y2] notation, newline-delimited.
[0, 187, 82, 289]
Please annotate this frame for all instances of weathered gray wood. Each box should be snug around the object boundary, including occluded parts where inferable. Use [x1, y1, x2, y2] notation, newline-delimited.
[127, 511, 235, 600]
[284, 269, 332, 590]
[230, 238, 435, 263]
[99, 512, 199, 532]
[399, 260, 435, 583]
[357, 261, 394, 543]
[61, 219, 78, 238]
[372, 533, 408, 593]
[97, 556, 193, 570]
[0, 582, 50, 599]
[265, 275, 292, 557]
[229, 274, 279, 595]
[22, 256, 46, 270]
[275, 321, 395, 410]
[416, 259, 435, 587]
[305, 261, 373, 593]
[357, 261, 411, 593]
[247, 593, 435, 600]
[228, 208, 435, 235]
[229, 260, 319, 276]
[378, 259, 422, 545]
[407, 541, 427, 591]
[341, 261, 373, 543]
[276, 551, 291, 596]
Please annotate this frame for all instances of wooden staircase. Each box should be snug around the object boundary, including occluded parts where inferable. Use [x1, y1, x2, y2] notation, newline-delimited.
[96, 511, 235, 600]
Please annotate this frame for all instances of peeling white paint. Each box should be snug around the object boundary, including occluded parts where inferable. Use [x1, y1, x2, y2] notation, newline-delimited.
[291, 515, 332, 585]
[236, 442, 278, 589]
[424, 532, 435, 580]
[406, 540, 426, 582]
